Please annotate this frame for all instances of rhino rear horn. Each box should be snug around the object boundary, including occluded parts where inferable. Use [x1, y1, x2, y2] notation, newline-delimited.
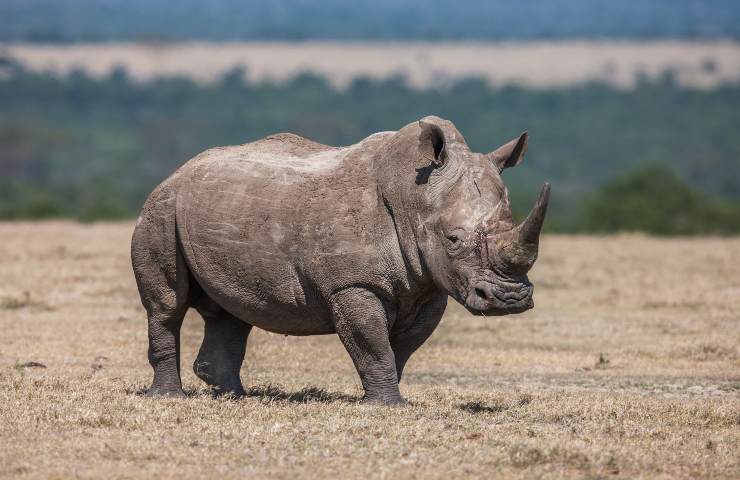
[488, 132, 528, 172]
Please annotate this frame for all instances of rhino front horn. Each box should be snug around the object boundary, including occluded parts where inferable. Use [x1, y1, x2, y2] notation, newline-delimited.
[518, 182, 551, 245]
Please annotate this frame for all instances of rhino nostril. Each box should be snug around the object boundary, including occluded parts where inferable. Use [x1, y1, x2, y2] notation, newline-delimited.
[474, 282, 494, 301]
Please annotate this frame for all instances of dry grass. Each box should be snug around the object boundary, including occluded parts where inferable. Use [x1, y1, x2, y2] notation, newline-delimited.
[4, 41, 740, 89]
[0, 221, 738, 479]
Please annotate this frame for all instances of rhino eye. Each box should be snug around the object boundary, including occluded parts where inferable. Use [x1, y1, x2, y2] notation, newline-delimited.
[445, 230, 466, 251]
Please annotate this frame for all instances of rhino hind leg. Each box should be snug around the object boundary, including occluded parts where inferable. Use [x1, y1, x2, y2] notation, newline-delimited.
[144, 307, 188, 398]
[192, 294, 251, 397]
[132, 177, 193, 398]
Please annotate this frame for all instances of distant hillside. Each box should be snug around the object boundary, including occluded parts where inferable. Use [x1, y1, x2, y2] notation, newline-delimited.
[1, 67, 739, 233]
[2, 0, 740, 42]
[4, 42, 739, 90]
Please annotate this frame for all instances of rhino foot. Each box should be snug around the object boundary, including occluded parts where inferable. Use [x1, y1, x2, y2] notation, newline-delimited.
[192, 295, 251, 397]
[193, 360, 246, 396]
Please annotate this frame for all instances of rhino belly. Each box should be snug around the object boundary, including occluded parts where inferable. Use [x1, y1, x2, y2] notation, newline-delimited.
[175, 174, 335, 335]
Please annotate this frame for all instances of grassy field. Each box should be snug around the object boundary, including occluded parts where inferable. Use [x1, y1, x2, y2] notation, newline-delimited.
[0, 222, 738, 479]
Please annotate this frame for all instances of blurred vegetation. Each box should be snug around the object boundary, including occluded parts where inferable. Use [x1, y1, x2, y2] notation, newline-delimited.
[0, 65, 739, 233]
[2, 0, 739, 41]
[583, 166, 740, 234]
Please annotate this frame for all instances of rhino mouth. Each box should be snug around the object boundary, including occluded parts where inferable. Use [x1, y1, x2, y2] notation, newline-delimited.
[463, 275, 534, 316]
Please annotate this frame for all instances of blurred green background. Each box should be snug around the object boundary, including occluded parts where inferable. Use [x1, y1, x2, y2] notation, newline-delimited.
[1, 1, 739, 234]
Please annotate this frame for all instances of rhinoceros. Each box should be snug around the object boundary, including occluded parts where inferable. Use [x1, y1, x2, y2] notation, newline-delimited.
[131, 116, 550, 404]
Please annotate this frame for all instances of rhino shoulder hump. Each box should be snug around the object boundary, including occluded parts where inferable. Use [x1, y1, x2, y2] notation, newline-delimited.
[260, 133, 337, 156]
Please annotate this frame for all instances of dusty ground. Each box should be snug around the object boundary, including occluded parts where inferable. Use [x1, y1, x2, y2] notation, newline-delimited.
[4, 41, 740, 89]
[0, 222, 738, 479]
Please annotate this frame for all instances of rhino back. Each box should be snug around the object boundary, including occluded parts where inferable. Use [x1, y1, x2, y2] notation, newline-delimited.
[175, 132, 403, 334]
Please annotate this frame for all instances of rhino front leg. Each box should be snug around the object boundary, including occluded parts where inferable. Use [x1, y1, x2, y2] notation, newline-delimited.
[390, 294, 447, 382]
[330, 287, 404, 405]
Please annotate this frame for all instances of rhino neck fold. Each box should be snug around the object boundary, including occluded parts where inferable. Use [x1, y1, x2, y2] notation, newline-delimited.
[379, 186, 434, 296]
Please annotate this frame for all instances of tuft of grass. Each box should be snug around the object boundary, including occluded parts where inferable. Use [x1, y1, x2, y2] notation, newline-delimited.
[0, 291, 52, 311]
[509, 444, 546, 467]
[458, 400, 508, 414]
[15, 361, 47, 369]
[595, 353, 611, 369]
[245, 384, 359, 404]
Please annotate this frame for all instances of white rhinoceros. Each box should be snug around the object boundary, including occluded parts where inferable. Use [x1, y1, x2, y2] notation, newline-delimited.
[132, 116, 550, 404]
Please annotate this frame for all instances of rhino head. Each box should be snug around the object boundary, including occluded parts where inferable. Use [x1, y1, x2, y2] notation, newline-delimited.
[412, 118, 550, 316]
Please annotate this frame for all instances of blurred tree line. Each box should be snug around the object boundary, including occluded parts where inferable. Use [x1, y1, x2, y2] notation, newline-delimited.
[1, 65, 739, 234]
[583, 166, 740, 234]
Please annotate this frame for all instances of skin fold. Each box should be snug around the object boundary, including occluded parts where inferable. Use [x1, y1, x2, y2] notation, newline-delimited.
[131, 116, 550, 404]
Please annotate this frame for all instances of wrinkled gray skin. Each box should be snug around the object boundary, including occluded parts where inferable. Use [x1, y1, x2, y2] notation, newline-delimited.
[131, 116, 550, 404]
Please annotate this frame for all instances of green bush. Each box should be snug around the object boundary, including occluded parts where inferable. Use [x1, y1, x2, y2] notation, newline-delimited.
[582, 165, 740, 234]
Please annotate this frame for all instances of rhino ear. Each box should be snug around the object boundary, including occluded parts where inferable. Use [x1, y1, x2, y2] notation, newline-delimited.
[488, 132, 528, 172]
[419, 120, 448, 167]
